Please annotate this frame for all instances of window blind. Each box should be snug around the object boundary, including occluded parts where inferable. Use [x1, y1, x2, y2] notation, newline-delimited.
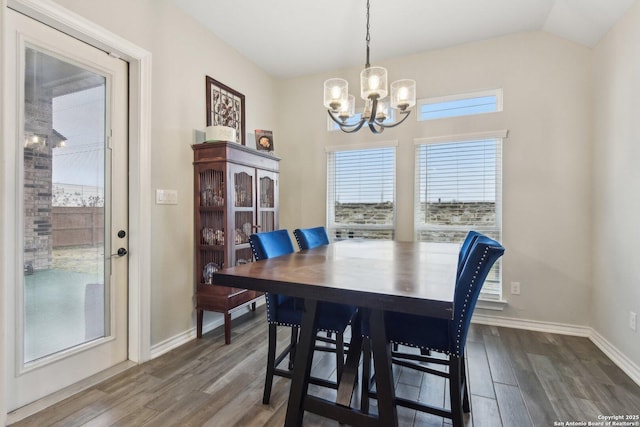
[327, 146, 395, 240]
[415, 138, 503, 298]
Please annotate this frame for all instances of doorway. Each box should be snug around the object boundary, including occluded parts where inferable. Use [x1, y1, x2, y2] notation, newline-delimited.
[5, 9, 129, 410]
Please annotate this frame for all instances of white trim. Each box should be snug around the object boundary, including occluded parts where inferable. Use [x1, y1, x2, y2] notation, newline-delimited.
[475, 299, 508, 311]
[325, 139, 398, 152]
[590, 330, 640, 387]
[471, 313, 591, 336]
[414, 129, 509, 145]
[472, 314, 640, 387]
[150, 299, 266, 359]
[0, 1, 8, 424]
[6, 0, 153, 364]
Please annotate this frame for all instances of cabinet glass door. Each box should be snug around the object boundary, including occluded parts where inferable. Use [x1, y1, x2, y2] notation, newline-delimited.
[198, 167, 225, 283]
[257, 170, 278, 232]
[232, 166, 255, 265]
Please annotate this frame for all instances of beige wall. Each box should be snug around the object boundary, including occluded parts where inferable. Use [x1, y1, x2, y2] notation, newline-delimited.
[277, 31, 594, 327]
[50, 0, 279, 344]
[0, 0, 636, 373]
[592, 1, 640, 366]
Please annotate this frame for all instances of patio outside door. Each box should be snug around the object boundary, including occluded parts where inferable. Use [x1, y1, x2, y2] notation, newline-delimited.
[5, 10, 129, 410]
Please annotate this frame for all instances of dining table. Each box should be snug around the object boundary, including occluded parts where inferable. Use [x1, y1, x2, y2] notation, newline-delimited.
[213, 239, 459, 427]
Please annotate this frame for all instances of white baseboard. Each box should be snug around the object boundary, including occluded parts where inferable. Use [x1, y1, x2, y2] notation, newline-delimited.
[472, 313, 640, 387]
[589, 329, 640, 387]
[150, 298, 265, 359]
[471, 313, 591, 337]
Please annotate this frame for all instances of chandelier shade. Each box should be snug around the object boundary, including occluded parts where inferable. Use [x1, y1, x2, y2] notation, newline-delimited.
[324, 0, 417, 134]
[323, 78, 349, 111]
[390, 79, 416, 111]
[360, 66, 388, 100]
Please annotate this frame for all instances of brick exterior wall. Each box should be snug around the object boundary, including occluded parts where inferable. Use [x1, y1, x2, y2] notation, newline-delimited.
[23, 80, 54, 271]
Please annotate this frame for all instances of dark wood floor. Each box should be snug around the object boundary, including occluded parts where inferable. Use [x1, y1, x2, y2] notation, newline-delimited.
[9, 306, 640, 426]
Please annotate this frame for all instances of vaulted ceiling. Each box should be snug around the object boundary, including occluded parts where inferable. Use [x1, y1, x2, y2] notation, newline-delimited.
[172, 0, 636, 78]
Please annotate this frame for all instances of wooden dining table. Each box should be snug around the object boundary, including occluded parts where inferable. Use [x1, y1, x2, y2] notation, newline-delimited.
[213, 239, 459, 427]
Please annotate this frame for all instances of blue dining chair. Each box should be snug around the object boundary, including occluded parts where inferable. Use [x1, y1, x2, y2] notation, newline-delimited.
[293, 226, 330, 250]
[457, 230, 481, 279]
[249, 229, 356, 404]
[293, 226, 357, 377]
[361, 234, 505, 427]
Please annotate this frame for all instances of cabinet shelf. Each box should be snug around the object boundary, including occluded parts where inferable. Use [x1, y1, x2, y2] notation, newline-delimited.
[193, 142, 280, 344]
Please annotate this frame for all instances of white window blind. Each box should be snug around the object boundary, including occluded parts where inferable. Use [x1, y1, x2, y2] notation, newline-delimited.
[327, 146, 395, 240]
[414, 137, 503, 298]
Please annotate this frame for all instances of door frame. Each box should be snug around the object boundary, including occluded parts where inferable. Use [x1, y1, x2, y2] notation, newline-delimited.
[1, 0, 152, 421]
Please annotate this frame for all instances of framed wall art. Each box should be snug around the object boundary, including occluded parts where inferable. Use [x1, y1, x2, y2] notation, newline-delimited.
[206, 76, 245, 145]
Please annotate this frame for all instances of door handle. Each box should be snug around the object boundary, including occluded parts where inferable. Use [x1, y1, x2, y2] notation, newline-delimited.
[111, 248, 128, 257]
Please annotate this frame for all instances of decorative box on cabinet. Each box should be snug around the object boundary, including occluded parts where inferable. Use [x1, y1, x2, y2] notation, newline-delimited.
[193, 142, 279, 344]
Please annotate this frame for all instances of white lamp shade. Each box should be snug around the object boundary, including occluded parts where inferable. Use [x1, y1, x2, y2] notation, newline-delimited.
[390, 79, 416, 110]
[324, 78, 348, 111]
[360, 66, 388, 100]
[375, 98, 390, 120]
[338, 94, 355, 120]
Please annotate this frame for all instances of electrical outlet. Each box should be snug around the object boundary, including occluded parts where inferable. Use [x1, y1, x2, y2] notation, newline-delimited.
[630, 311, 637, 332]
[510, 281, 521, 295]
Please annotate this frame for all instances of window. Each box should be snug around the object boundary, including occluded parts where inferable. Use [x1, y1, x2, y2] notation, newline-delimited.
[326, 143, 396, 240]
[418, 89, 502, 121]
[414, 131, 505, 299]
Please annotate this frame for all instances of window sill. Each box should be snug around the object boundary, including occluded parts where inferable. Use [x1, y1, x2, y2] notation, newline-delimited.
[475, 298, 508, 311]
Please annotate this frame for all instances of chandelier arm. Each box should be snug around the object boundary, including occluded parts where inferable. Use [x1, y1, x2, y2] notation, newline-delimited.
[327, 110, 368, 133]
[368, 122, 384, 134]
[377, 110, 412, 129]
[327, 110, 346, 126]
[341, 120, 367, 133]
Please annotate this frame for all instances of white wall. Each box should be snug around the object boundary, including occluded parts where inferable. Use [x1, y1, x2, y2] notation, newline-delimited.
[592, 1, 640, 367]
[277, 31, 594, 326]
[48, 0, 278, 344]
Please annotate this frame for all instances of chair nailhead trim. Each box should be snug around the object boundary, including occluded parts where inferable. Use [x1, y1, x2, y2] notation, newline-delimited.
[454, 247, 489, 354]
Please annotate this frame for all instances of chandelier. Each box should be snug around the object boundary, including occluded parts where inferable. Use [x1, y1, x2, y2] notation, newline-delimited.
[323, 0, 416, 134]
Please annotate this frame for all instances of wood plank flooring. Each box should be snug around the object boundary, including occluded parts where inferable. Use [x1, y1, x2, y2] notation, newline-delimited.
[9, 306, 640, 426]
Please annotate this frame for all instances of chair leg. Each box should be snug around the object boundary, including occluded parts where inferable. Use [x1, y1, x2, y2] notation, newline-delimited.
[461, 354, 471, 413]
[263, 323, 278, 404]
[288, 326, 299, 370]
[449, 355, 465, 427]
[335, 332, 345, 382]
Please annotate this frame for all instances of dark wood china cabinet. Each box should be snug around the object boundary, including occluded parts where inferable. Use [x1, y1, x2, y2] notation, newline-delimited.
[192, 142, 279, 343]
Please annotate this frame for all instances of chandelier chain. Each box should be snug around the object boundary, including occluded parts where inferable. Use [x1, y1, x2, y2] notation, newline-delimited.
[365, 0, 371, 68]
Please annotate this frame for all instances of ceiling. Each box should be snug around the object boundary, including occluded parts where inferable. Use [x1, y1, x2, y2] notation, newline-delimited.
[172, 0, 636, 79]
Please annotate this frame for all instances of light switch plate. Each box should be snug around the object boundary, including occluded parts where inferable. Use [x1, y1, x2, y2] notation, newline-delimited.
[156, 189, 178, 205]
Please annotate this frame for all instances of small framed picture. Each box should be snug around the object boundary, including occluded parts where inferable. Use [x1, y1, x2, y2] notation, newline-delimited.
[255, 129, 274, 152]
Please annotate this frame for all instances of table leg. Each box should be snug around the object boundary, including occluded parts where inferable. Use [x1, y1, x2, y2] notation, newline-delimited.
[284, 299, 319, 427]
[369, 308, 398, 427]
[336, 310, 362, 407]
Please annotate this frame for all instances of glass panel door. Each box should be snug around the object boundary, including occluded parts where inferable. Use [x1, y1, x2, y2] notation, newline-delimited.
[23, 48, 110, 362]
[6, 9, 128, 410]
